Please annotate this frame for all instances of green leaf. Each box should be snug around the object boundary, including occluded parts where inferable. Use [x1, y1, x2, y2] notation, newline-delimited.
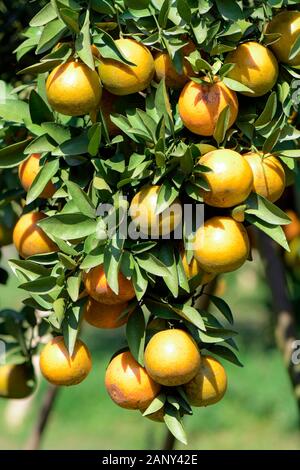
[41, 122, 71, 144]
[58, 253, 77, 269]
[135, 253, 170, 277]
[159, 244, 178, 297]
[213, 105, 230, 146]
[38, 214, 97, 240]
[289, 34, 300, 61]
[26, 159, 59, 204]
[0, 100, 31, 124]
[254, 92, 277, 128]
[278, 149, 300, 158]
[66, 181, 96, 219]
[59, 7, 80, 33]
[0, 140, 29, 168]
[53, 298, 66, 328]
[75, 10, 94, 70]
[145, 300, 179, 321]
[223, 77, 254, 94]
[209, 295, 233, 324]
[91, 0, 116, 14]
[18, 60, 64, 76]
[208, 345, 243, 367]
[158, 0, 171, 28]
[103, 235, 124, 294]
[29, 90, 54, 125]
[142, 393, 166, 416]
[262, 128, 281, 154]
[155, 79, 173, 133]
[132, 258, 148, 301]
[94, 30, 136, 66]
[63, 301, 84, 356]
[164, 407, 187, 445]
[215, 0, 244, 20]
[175, 252, 190, 293]
[156, 182, 179, 215]
[245, 193, 291, 226]
[174, 304, 206, 330]
[178, 147, 193, 175]
[24, 135, 56, 154]
[176, 0, 191, 23]
[246, 214, 289, 251]
[126, 308, 146, 366]
[67, 275, 81, 302]
[55, 133, 88, 156]
[30, 3, 57, 26]
[36, 18, 68, 55]
[19, 276, 57, 294]
[9, 259, 50, 279]
[125, 0, 150, 9]
[88, 123, 102, 156]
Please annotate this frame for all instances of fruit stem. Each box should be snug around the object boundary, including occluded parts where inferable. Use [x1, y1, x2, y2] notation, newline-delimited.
[115, 6, 123, 38]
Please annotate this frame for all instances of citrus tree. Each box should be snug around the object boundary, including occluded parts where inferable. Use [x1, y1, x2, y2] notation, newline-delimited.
[1, 0, 300, 446]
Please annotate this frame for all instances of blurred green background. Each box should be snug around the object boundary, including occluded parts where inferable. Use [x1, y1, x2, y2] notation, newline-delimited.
[1, 245, 300, 450]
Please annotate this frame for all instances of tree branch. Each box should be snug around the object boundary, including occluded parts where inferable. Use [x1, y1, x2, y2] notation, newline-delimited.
[24, 384, 59, 450]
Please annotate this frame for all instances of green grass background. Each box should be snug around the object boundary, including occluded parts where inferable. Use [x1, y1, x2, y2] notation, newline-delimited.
[0, 247, 300, 450]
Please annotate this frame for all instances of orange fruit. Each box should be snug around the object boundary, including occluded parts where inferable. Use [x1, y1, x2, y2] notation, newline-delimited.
[184, 355, 227, 406]
[225, 42, 278, 97]
[0, 363, 35, 399]
[129, 185, 182, 237]
[39, 336, 92, 386]
[98, 38, 154, 95]
[154, 41, 195, 89]
[84, 297, 130, 329]
[179, 78, 238, 136]
[18, 153, 56, 199]
[84, 265, 135, 304]
[180, 247, 215, 284]
[46, 60, 102, 116]
[105, 351, 161, 410]
[13, 212, 58, 259]
[199, 149, 253, 208]
[244, 152, 286, 203]
[266, 11, 300, 66]
[193, 216, 250, 274]
[144, 329, 201, 386]
[283, 210, 300, 242]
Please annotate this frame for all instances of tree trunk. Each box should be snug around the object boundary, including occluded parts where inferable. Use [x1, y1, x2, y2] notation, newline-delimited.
[257, 231, 300, 421]
[24, 385, 59, 450]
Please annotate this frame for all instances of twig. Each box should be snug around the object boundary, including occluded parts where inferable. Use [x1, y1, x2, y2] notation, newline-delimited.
[257, 230, 300, 421]
[24, 384, 59, 450]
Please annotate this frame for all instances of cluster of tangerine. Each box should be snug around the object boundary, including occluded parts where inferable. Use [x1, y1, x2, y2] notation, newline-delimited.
[0, 8, 298, 434]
